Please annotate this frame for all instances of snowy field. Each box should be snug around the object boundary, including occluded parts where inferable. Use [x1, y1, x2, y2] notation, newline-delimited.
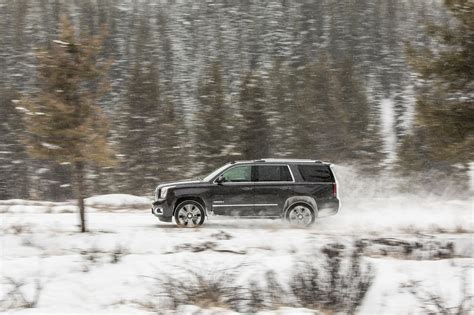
[1, 189, 473, 314]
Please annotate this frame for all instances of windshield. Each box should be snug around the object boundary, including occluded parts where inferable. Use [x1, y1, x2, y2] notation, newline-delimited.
[202, 163, 232, 182]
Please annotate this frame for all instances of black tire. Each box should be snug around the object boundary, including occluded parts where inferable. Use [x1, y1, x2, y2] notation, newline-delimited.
[174, 200, 205, 227]
[285, 203, 316, 227]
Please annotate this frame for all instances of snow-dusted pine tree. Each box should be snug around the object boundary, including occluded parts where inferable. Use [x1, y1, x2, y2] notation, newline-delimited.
[400, 0, 473, 181]
[21, 15, 113, 232]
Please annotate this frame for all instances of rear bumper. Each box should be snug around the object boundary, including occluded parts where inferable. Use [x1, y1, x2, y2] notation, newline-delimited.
[317, 199, 340, 217]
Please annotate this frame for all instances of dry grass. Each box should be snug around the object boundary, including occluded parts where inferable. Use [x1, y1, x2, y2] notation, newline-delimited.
[0, 277, 42, 311]
[80, 244, 129, 272]
[357, 237, 458, 260]
[289, 241, 374, 314]
[4, 223, 32, 235]
[143, 242, 374, 313]
[403, 269, 473, 315]
[147, 266, 245, 311]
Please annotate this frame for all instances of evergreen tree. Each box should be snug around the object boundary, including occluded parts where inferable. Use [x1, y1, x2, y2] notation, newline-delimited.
[156, 97, 191, 181]
[267, 59, 296, 157]
[238, 72, 270, 160]
[287, 55, 376, 163]
[333, 57, 383, 166]
[122, 16, 161, 191]
[121, 55, 161, 193]
[401, 0, 473, 177]
[195, 62, 230, 172]
[0, 1, 458, 197]
[21, 15, 112, 232]
[291, 55, 339, 160]
[120, 13, 190, 191]
[0, 88, 29, 199]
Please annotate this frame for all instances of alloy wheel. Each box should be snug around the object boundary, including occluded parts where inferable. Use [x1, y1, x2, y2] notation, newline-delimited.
[288, 205, 314, 226]
[176, 203, 203, 227]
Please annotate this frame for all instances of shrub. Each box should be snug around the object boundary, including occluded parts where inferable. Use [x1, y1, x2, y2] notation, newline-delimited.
[143, 242, 374, 313]
[289, 241, 374, 314]
[150, 266, 245, 311]
[0, 277, 42, 311]
[403, 269, 473, 315]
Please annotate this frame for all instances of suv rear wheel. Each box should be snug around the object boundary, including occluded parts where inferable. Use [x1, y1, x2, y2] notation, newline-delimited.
[174, 200, 205, 227]
[286, 203, 316, 226]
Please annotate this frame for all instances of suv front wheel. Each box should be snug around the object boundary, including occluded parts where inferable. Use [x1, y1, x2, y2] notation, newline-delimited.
[174, 200, 205, 227]
[286, 203, 316, 226]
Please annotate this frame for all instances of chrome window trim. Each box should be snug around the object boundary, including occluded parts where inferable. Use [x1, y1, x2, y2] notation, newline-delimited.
[213, 203, 278, 207]
[252, 182, 294, 184]
[291, 182, 333, 184]
[212, 163, 295, 184]
[214, 181, 254, 184]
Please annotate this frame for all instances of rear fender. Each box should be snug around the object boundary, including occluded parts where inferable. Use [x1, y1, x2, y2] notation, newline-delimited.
[283, 196, 318, 218]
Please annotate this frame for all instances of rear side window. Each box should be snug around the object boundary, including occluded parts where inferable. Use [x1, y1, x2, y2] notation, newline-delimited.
[297, 165, 334, 182]
[254, 165, 292, 182]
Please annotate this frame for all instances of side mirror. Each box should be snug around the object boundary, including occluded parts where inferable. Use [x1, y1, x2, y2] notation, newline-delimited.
[215, 175, 225, 184]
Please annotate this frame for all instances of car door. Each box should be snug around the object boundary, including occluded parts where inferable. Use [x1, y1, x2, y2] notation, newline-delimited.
[210, 164, 255, 216]
[253, 164, 294, 217]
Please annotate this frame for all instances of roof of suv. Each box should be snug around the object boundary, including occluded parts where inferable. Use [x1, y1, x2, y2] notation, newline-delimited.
[231, 158, 330, 165]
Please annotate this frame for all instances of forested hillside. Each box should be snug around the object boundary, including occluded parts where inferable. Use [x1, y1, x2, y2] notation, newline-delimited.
[0, 0, 471, 200]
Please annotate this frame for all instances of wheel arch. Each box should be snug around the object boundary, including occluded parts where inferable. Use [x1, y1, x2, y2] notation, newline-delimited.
[282, 196, 318, 218]
[173, 196, 207, 216]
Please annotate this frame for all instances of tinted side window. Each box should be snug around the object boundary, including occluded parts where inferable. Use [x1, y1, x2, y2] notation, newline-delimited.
[255, 165, 292, 182]
[221, 165, 251, 182]
[297, 165, 334, 182]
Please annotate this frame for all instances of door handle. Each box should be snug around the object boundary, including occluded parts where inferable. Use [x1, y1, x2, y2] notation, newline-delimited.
[242, 187, 252, 191]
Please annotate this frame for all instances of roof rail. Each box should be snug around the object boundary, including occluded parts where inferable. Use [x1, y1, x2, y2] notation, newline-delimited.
[256, 158, 325, 163]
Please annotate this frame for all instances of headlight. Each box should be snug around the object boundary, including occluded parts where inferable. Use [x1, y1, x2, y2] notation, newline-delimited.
[159, 187, 168, 199]
[158, 186, 174, 200]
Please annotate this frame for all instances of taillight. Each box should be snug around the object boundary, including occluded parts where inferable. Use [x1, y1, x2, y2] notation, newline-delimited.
[332, 182, 337, 197]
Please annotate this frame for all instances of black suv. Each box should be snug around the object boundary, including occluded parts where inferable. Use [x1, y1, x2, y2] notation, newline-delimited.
[151, 159, 339, 227]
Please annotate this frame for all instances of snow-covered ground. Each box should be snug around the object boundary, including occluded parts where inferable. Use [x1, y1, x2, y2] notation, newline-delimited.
[1, 192, 473, 314]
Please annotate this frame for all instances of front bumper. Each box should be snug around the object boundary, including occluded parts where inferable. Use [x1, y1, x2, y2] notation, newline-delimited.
[151, 200, 173, 222]
[151, 205, 164, 216]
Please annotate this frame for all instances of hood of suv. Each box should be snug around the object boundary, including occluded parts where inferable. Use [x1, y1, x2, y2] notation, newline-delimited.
[156, 179, 205, 189]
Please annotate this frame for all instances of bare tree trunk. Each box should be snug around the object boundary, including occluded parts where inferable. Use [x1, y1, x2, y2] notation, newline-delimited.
[74, 161, 86, 233]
